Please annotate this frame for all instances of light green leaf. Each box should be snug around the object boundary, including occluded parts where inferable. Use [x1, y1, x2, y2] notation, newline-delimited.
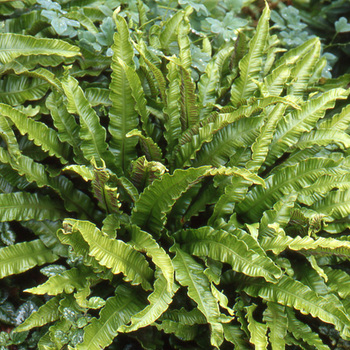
[246, 304, 268, 350]
[0, 239, 58, 278]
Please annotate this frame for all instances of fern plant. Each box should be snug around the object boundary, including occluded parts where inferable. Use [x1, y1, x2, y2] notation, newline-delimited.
[1, 2, 350, 349]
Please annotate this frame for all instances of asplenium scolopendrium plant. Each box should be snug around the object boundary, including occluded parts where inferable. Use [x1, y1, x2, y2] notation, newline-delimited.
[1, 2, 350, 349]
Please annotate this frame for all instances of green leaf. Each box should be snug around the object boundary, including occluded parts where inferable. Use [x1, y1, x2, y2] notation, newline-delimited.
[76, 285, 145, 350]
[335, 17, 350, 33]
[243, 275, 350, 339]
[0, 239, 58, 278]
[15, 296, 61, 332]
[268, 88, 348, 163]
[131, 166, 210, 235]
[0, 75, 49, 106]
[108, 16, 138, 174]
[223, 323, 251, 349]
[246, 304, 268, 350]
[25, 266, 94, 295]
[64, 219, 154, 290]
[170, 245, 223, 348]
[119, 272, 177, 333]
[176, 227, 282, 282]
[0, 192, 65, 222]
[230, 5, 270, 105]
[0, 103, 68, 163]
[0, 33, 80, 64]
[61, 75, 117, 171]
[129, 225, 174, 291]
[286, 308, 330, 350]
[263, 302, 287, 350]
[319, 103, 350, 131]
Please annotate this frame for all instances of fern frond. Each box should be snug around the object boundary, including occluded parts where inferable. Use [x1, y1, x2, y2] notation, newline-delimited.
[108, 15, 138, 174]
[243, 276, 350, 339]
[0, 75, 49, 106]
[76, 285, 145, 350]
[176, 227, 282, 282]
[170, 245, 224, 348]
[230, 5, 270, 105]
[131, 166, 210, 235]
[119, 272, 177, 333]
[263, 302, 287, 350]
[15, 296, 61, 332]
[246, 304, 268, 350]
[319, 103, 350, 130]
[0, 33, 80, 64]
[0, 192, 65, 222]
[25, 266, 94, 295]
[61, 75, 117, 171]
[0, 103, 68, 163]
[0, 239, 58, 278]
[129, 225, 174, 291]
[64, 219, 154, 290]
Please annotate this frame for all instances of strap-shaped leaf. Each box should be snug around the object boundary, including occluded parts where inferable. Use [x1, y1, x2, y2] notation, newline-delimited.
[223, 324, 251, 350]
[0, 239, 58, 278]
[295, 129, 350, 150]
[76, 285, 145, 350]
[286, 308, 330, 350]
[287, 39, 321, 97]
[15, 296, 61, 332]
[263, 302, 287, 350]
[46, 92, 84, 163]
[0, 33, 80, 64]
[238, 157, 345, 221]
[170, 245, 223, 348]
[311, 188, 350, 220]
[120, 273, 177, 333]
[129, 225, 174, 291]
[61, 75, 117, 171]
[0, 103, 68, 163]
[0, 75, 49, 106]
[243, 275, 350, 339]
[230, 5, 270, 105]
[117, 57, 151, 136]
[193, 116, 263, 167]
[264, 63, 292, 96]
[164, 60, 183, 159]
[246, 304, 268, 350]
[267, 88, 348, 163]
[84, 88, 111, 106]
[64, 219, 154, 290]
[176, 227, 282, 282]
[108, 15, 138, 174]
[319, 103, 350, 130]
[247, 103, 287, 173]
[0, 192, 65, 222]
[325, 267, 350, 299]
[131, 166, 210, 235]
[26, 266, 94, 295]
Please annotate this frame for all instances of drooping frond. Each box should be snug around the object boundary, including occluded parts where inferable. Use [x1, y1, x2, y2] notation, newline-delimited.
[0, 33, 80, 64]
[0, 239, 58, 278]
[61, 75, 117, 171]
[243, 276, 350, 339]
[0, 192, 65, 222]
[119, 272, 177, 333]
[246, 304, 268, 350]
[263, 302, 287, 350]
[170, 245, 224, 348]
[176, 227, 282, 282]
[76, 285, 145, 350]
[15, 296, 61, 332]
[25, 266, 94, 295]
[63, 219, 154, 290]
[129, 225, 174, 291]
[0, 103, 68, 163]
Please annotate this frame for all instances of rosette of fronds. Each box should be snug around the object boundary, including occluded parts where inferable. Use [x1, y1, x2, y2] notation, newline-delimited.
[0, 2, 350, 349]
